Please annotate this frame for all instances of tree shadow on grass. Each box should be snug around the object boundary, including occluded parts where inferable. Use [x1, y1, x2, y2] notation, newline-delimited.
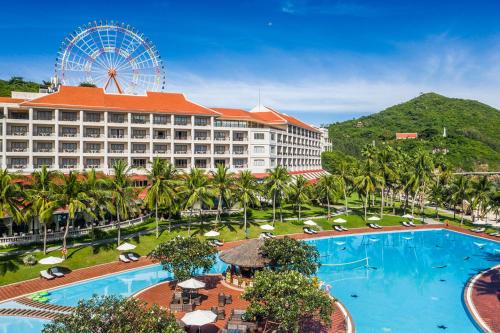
[0, 256, 22, 276]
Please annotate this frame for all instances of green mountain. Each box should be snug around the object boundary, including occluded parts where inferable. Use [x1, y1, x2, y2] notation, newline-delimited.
[0, 77, 43, 97]
[325, 93, 500, 171]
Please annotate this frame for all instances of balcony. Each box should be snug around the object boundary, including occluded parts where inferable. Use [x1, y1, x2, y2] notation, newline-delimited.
[8, 164, 27, 169]
[7, 131, 28, 136]
[194, 150, 209, 155]
[132, 149, 148, 154]
[108, 134, 127, 139]
[194, 136, 210, 141]
[110, 149, 126, 154]
[174, 150, 189, 155]
[131, 134, 149, 139]
[35, 148, 53, 153]
[9, 148, 28, 153]
[153, 150, 170, 155]
[84, 133, 103, 138]
[84, 149, 101, 154]
[214, 137, 228, 141]
[214, 150, 227, 155]
[153, 135, 170, 140]
[233, 150, 247, 155]
[61, 164, 78, 169]
[233, 164, 248, 169]
[34, 132, 54, 137]
[60, 133, 78, 138]
[61, 148, 77, 153]
[85, 164, 101, 168]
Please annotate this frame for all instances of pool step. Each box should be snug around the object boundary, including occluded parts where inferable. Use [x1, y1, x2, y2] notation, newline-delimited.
[0, 307, 62, 320]
[16, 297, 74, 313]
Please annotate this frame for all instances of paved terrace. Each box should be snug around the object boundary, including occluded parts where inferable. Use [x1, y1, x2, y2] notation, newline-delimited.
[464, 266, 500, 333]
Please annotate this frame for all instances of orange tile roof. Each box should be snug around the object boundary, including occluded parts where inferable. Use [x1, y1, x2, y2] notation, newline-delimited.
[211, 107, 256, 121]
[0, 97, 25, 104]
[22, 86, 220, 115]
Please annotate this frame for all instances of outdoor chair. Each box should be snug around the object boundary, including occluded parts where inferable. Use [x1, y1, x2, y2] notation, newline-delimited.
[40, 270, 55, 280]
[126, 253, 139, 261]
[119, 254, 131, 263]
[49, 267, 65, 278]
[408, 221, 416, 227]
[402, 222, 411, 227]
[334, 225, 344, 232]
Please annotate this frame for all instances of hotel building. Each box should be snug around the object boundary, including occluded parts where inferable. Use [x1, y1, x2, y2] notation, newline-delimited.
[0, 86, 330, 176]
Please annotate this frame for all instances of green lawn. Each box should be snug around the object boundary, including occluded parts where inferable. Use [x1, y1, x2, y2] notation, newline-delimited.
[0, 207, 414, 286]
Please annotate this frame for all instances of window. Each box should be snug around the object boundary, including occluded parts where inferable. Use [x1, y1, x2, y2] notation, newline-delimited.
[253, 159, 265, 166]
[132, 159, 147, 167]
[153, 114, 169, 124]
[270, 146, 276, 153]
[86, 159, 100, 168]
[132, 144, 146, 153]
[37, 111, 52, 120]
[11, 126, 27, 135]
[154, 144, 168, 153]
[132, 129, 147, 138]
[36, 127, 52, 136]
[214, 120, 247, 128]
[37, 143, 52, 152]
[36, 158, 53, 167]
[84, 112, 101, 122]
[174, 144, 188, 154]
[254, 133, 265, 140]
[61, 158, 77, 167]
[271, 133, 275, 141]
[109, 113, 125, 123]
[85, 128, 100, 137]
[175, 159, 188, 168]
[61, 143, 77, 152]
[132, 114, 147, 124]
[109, 158, 126, 167]
[195, 159, 207, 168]
[174, 116, 190, 125]
[110, 144, 125, 153]
[194, 145, 208, 154]
[61, 111, 77, 121]
[86, 143, 101, 153]
[253, 146, 265, 153]
[109, 129, 125, 138]
[194, 117, 209, 126]
[214, 159, 226, 167]
[174, 130, 188, 140]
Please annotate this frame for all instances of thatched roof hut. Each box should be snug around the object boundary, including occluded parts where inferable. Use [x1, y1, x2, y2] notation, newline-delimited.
[219, 239, 270, 268]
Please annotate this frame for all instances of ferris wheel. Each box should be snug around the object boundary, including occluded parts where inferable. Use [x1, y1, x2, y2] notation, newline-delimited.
[55, 21, 165, 95]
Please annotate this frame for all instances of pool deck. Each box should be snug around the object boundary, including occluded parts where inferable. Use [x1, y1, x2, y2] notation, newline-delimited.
[464, 265, 500, 333]
[0, 222, 498, 331]
[134, 274, 348, 333]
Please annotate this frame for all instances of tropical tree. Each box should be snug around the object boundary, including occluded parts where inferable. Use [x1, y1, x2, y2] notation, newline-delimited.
[315, 174, 338, 220]
[243, 270, 332, 333]
[428, 182, 445, 219]
[261, 237, 321, 276]
[56, 171, 94, 256]
[145, 158, 177, 238]
[336, 161, 352, 215]
[27, 166, 59, 254]
[288, 175, 310, 222]
[354, 160, 381, 222]
[264, 166, 290, 225]
[376, 146, 396, 218]
[211, 164, 235, 225]
[81, 169, 111, 251]
[408, 150, 434, 220]
[235, 170, 261, 238]
[42, 295, 183, 333]
[471, 176, 493, 220]
[450, 175, 472, 224]
[179, 168, 215, 235]
[148, 237, 217, 281]
[0, 169, 24, 233]
[109, 160, 137, 245]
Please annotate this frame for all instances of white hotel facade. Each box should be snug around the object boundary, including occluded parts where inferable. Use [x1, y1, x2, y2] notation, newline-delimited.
[0, 86, 331, 177]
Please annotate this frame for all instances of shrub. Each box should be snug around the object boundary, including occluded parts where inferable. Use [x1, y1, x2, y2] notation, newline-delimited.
[23, 254, 37, 266]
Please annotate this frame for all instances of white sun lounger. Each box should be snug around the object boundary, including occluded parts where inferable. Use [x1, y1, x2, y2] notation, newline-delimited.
[304, 227, 315, 235]
[49, 267, 65, 278]
[408, 221, 416, 227]
[126, 253, 139, 262]
[40, 270, 55, 280]
[340, 226, 349, 231]
[334, 225, 344, 232]
[402, 222, 411, 227]
[119, 254, 131, 263]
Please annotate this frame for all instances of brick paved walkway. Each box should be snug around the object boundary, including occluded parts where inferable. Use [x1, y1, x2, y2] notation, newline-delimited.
[134, 275, 348, 333]
[464, 266, 500, 333]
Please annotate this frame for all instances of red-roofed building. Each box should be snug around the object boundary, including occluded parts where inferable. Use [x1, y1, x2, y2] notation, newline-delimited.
[0, 86, 329, 177]
[396, 133, 418, 140]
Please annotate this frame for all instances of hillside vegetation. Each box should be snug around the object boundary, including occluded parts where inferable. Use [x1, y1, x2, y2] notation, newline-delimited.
[0, 77, 43, 97]
[325, 93, 500, 171]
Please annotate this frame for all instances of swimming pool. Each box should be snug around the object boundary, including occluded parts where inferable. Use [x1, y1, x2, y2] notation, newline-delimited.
[1, 229, 498, 333]
[310, 229, 499, 333]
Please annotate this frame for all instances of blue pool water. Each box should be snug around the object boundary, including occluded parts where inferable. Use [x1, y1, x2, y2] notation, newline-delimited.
[310, 229, 499, 333]
[0, 316, 48, 333]
[1, 229, 498, 333]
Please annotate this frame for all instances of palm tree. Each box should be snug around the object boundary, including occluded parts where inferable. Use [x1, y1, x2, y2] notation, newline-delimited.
[354, 160, 381, 222]
[81, 169, 111, 251]
[408, 151, 433, 220]
[376, 146, 396, 219]
[315, 174, 338, 220]
[56, 171, 94, 256]
[0, 169, 24, 233]
[109, 160, 137, 245]
[429, 182, 445, 219]
[179, 168, 215, 235]
[264, 165, 290, 225]
[211, 164, 235, 225]
[336, 161, 352, 216]
[27, 165, 59, 254]
[145, 158, 178, 238]
[235, 170, 261, 238]
[289, 175, 310, 222]
[450, 175, 472, 225]
[471, 176, 492, 221]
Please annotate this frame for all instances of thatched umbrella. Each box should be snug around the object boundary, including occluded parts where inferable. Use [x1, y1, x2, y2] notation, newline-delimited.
[219, 239, 270, 268]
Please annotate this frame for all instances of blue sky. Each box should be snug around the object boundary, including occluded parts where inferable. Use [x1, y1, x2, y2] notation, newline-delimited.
[2, 0, 500, 124]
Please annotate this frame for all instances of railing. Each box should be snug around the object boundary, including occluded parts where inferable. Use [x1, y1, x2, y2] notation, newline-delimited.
[0, 214, 152, 246]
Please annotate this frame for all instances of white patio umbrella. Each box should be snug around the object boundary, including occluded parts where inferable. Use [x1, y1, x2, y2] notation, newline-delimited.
[304, 220, 317, 226]
[260, 224, 275, 230]
[472, 220, 488, 225]
[402, 214, 414, 219]
[181, 310, 217, 328]
[116, 242, 136, 251]
[39, 256, 64, 265]
[177, 278, 206, 290]
[203, 230, 220, 237]
[368, 216, 381, 221]
[334, 218, 347, 223]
